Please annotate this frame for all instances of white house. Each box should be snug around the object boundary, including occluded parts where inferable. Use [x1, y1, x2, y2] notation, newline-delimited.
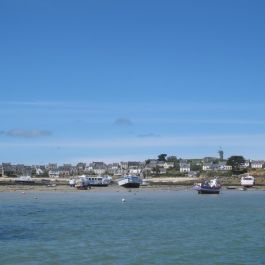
[164, 162, 175, 169]
[35, 167, 44, 176]
[93, 168, 107, 175]
[218, 162, 232, 171]
[250, 161, 264, 169]
[49, 170, 60, 178]
[180, 163, 190, 173]
[202, 163, 213, 171]
[129, 168, 142, 175]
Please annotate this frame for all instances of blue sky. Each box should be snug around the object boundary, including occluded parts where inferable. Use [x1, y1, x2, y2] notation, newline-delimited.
[0, 0, 265, 164]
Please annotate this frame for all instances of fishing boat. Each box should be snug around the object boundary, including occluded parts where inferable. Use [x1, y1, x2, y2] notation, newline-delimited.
[118, 175, 142, 188]
[75, 175, 112, 188]
[14, 176, 35, 185]
[241, 175, 255, 188]
[193, 178, 221, 194]
[85, 175, 112, 187]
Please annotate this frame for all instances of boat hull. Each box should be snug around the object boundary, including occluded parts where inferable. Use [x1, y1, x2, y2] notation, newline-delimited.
[118, 176, 142, 188]
[88, 184, 109, 187]
[241, 184, 254, 188]
[121, 183, 140, 188]
[198, 189, 220, 194]
[194, 185, 221, 194]
[240, 176, 255, 188]
[14, 180, 35, 185]
[76, 185, 88, 190]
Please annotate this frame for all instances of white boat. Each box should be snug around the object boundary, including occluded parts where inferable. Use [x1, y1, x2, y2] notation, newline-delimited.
[69, 179, 76, 187]
[15, 176, 35, 185]
[78, 175, 112, 187]
[118, 175, 142, 188]
[241, 175, 255, 187]
[87, 175, 112, 186]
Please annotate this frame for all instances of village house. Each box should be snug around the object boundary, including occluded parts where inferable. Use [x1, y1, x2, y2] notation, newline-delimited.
[76, 162, 86, 174]
[107, 163, 120, 175]
[128, 168, 142, 175]
[217, 162, 232, 171]
[203, 161, 232, 171]
[180, 163, 191, 173]
[157, 161, 165, 168]
[202, 162, 213, 171]
[158, 168, 167, 174]
[163, 161, 175, 169]
[2, 163, 16, 176]
[117, 161, 141, 175]
[58, 164, 76, 176]
[14, 164, 32, 176]
[120, 162, 129, 170]
[88, 162, 107, 175]
[144, 159, 158, 170]
[250, 160, 264, 169]
[35, 167, 45, 176]
[49, 170, 60, 178]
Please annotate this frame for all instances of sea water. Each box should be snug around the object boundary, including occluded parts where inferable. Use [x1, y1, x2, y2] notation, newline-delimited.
[0, 189, 264, 265]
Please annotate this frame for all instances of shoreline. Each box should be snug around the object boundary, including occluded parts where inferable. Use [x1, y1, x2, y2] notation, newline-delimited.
[0, 184, 264, 193]
[1, 176, 265, 192]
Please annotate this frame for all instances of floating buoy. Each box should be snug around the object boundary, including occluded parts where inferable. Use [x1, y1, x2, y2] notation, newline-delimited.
[122, 198, 126, 203]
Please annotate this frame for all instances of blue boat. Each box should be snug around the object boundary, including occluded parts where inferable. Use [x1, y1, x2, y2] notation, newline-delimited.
[193, 178, 221, 194]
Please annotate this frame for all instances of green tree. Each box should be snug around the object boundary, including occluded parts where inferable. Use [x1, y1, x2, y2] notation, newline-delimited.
[167, 156, 177, 162]
[158, 154, 167, 161]
[190, 164, 202, 171]
[145, 159, 151, 165]
[227, 156, 246, 174]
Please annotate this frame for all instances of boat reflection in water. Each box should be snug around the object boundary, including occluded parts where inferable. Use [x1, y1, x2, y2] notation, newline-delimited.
[193, 178, 221, 194]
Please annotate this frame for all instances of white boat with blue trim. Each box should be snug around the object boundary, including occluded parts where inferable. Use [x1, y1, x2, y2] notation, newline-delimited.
[118, 175, 142, 188]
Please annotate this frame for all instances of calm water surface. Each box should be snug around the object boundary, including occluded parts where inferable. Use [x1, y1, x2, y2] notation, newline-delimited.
[0, 189, 264, 265]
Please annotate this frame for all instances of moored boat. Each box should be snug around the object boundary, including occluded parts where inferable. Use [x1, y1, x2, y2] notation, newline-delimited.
[74, 175, 112, 189]
[14, 176, 35, 185]
[84, 175, 112, 187]
[193, 178, 221, 194]
[118, 175, 142, 188]
[240, 175, 255, 188]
